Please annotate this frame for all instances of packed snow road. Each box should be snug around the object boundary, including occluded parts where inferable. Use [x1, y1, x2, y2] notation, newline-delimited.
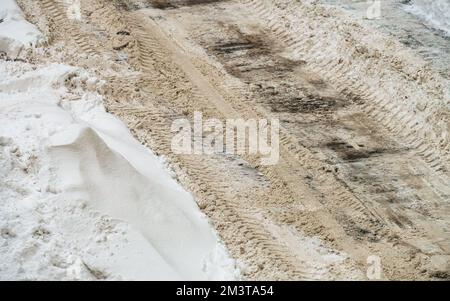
[2, 0, 449, 279]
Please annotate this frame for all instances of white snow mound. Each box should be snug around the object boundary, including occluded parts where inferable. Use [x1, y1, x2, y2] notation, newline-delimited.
[0, 0, 43, 58]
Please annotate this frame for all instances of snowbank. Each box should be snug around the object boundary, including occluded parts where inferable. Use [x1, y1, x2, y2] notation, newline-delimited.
[0, 0, 43, 58]
[0, 60, 238, 280]
[406, 0, 450, 36]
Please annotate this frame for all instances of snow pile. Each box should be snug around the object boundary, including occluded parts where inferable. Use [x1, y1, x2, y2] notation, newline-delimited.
[0, 0, 43, 58]
[0, 60, 238, 280]
[406, 0, 450, 36]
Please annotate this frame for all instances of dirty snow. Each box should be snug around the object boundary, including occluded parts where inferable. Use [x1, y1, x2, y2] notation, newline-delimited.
[406, 0, 450, 36]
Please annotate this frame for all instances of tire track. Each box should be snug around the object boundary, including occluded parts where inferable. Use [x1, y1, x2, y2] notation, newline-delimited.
[40, 0, 338, 279]
[242, 0, 449, 176]
[108, 99, 326, 280]
[122, 12, 335, 280]
[237, 0, 449, 252]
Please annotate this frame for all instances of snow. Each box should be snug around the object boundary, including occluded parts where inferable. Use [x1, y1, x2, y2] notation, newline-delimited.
[0, 45, 238, 280]
[406, 0, 450, 36]
[0, 0, 239, 281]
[0, 0, 43, 58]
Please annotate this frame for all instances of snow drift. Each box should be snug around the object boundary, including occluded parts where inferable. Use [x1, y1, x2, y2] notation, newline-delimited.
[0, 61, 238, 280]
[0, 0, 43, 58]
